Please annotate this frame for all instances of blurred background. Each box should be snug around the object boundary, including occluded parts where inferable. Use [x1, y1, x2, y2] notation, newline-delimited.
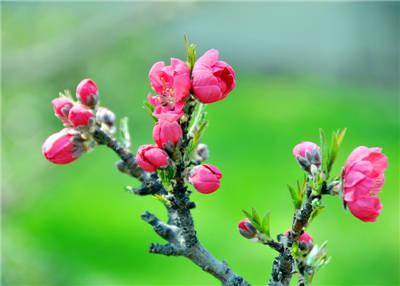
[2, 2, 399, 285]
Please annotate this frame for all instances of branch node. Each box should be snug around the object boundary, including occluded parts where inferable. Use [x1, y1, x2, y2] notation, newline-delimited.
[141, 211, 175, 240]
[149, 243, 182, 256]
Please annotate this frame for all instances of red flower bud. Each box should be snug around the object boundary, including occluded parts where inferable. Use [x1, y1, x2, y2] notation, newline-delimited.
[52, 97, 74, 123]
[293, 141, 320, 170]
[189, 164, 222, 194]
[284, 230, 314, 252]
[136, 144, 169, 172]
[238, 218, 257, 239]
[152, 119, 182, 149]
[42, 128, 84, 165]
[192, 49, 236, 104]
[68, 104, 94, 127]
[76, 78, 99, 107]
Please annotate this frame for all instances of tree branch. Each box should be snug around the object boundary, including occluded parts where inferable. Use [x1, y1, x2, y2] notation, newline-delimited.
[93, 127, 250, 286]
[267, 186, 321, 286]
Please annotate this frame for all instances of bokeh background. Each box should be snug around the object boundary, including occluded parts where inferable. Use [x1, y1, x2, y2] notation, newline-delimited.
[2, 2, 399, 286]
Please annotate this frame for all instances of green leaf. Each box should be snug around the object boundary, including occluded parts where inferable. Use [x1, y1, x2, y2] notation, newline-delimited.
[288, 178, 306, 209]
[184, 34, 197, 71]
[326, 128, 347, 175]
[252, 208, 261, 225]
[319, 128, 328, 174]
[242, 208, 271, 238]
[288, 184, 300, 209]
[119, 117, 131, 149]
[320, 128, 347, 178]
[308, 201, 325, 225]
[143, 101, 157, 122]
[261, 212, 271, 237]
[242, 209, 252, 220]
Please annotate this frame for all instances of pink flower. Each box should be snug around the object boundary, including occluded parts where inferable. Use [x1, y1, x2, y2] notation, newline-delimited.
[284, 230, 313, 251]
[52, 97, 74, 124]
[238, 218, 257, 239]
[149, 58, 191, 104]
[192, 49, 236, 104]
[299, 232, 313, 244]
[76, 78, 99, 107]
[346, 196, 383, 222]
[42, 128, 83, 165]
[342, 146, 387, 222]
[189, 164, 222, 194]
[147, 93, 184, 120]
[68, 104, 94, 127]
[136, 145, 169, 172]
[292, 141, 320, 169]
[152, 112, 183, 149]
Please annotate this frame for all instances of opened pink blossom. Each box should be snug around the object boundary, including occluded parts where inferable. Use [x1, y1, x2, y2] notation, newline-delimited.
[342, 146, 387, 222]
[149, 58, 191, 104]
[147, 93, 185, 120]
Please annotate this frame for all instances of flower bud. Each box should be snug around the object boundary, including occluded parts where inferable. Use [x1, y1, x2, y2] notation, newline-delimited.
[284, 230, 313, 252]
[293, 141, 320, 171]
[298, 231, 314, 252]
[189, 164, 222, 194]
[76, 78, 99, 107]
[42, 128, 84, 164]
[96, 107, 116, 127]
[153, 119, 182, 149]
[68, 104, 94, 127]
[52, 97, 74, 123]
[195, 143, 209, 162]
[238, 218, 257, 239]
[192, 49, 236, 104]
[136, 144, 169, 172]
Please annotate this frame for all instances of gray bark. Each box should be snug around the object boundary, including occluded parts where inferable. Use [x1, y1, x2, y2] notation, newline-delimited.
[93, 128, 250, 286]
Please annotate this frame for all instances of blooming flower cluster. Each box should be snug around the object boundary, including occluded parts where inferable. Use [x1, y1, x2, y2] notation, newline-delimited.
[42, 79, 115, 164]
[291, 141, 387, 222]
[41, 41, 390, 285]
[135, 49, 235, 194]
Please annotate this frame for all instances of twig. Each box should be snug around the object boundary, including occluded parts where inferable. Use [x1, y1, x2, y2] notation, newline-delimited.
[93, 127, 250, 286]
[267, 186, 321, 286]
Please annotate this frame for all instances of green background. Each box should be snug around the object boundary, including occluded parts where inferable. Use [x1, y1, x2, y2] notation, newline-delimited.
[2, 2, 399, 286]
